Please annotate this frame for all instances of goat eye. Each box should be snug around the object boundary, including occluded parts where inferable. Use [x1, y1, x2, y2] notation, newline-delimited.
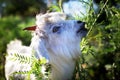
[52, 26, 60, 33]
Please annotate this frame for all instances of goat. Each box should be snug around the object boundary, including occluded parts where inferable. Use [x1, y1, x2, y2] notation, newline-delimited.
[5, 12, 87, 80]
[27, 12, 87, 80]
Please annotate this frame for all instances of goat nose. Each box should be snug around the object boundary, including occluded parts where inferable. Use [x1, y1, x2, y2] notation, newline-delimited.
[77, 20, 82, 23]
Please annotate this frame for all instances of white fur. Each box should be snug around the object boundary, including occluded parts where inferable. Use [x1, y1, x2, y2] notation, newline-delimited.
[5, 39, 35, 80]
[31, 12, 86, 80]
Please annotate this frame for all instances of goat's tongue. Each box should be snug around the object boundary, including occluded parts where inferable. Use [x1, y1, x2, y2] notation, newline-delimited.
[23, 26, 36, 31]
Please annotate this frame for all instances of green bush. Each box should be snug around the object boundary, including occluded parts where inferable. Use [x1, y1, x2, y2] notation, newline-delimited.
[77, 2, 120, 80]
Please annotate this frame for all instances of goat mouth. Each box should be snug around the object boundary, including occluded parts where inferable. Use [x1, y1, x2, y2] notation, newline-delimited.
[77, 24, 87, 33]
[77, 27, 87, 33]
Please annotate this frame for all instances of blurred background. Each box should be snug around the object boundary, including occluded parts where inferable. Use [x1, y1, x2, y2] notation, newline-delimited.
[0, 0, 120, 80]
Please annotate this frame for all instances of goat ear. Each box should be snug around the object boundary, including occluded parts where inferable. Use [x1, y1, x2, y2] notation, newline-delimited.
[30, 36, 49, 62]
[23, 25, 36, 31]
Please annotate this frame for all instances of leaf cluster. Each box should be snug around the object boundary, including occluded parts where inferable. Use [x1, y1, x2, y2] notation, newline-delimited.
[8, 53, 50, 80]
[77, 0, 120, 80]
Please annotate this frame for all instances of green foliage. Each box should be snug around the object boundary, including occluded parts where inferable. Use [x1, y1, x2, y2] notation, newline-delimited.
[1, 0, 47, 16]
[76, 1, 120, 80]
[31, 58, 50, 80]
[49, 0, 63, 12]
[0, 16, 35, 53]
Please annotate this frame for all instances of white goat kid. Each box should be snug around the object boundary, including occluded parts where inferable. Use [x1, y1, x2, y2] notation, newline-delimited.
[28, 12, 87, 80]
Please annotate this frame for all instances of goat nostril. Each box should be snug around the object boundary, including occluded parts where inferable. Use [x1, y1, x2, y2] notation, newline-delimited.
[77, 20, 82, 23]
